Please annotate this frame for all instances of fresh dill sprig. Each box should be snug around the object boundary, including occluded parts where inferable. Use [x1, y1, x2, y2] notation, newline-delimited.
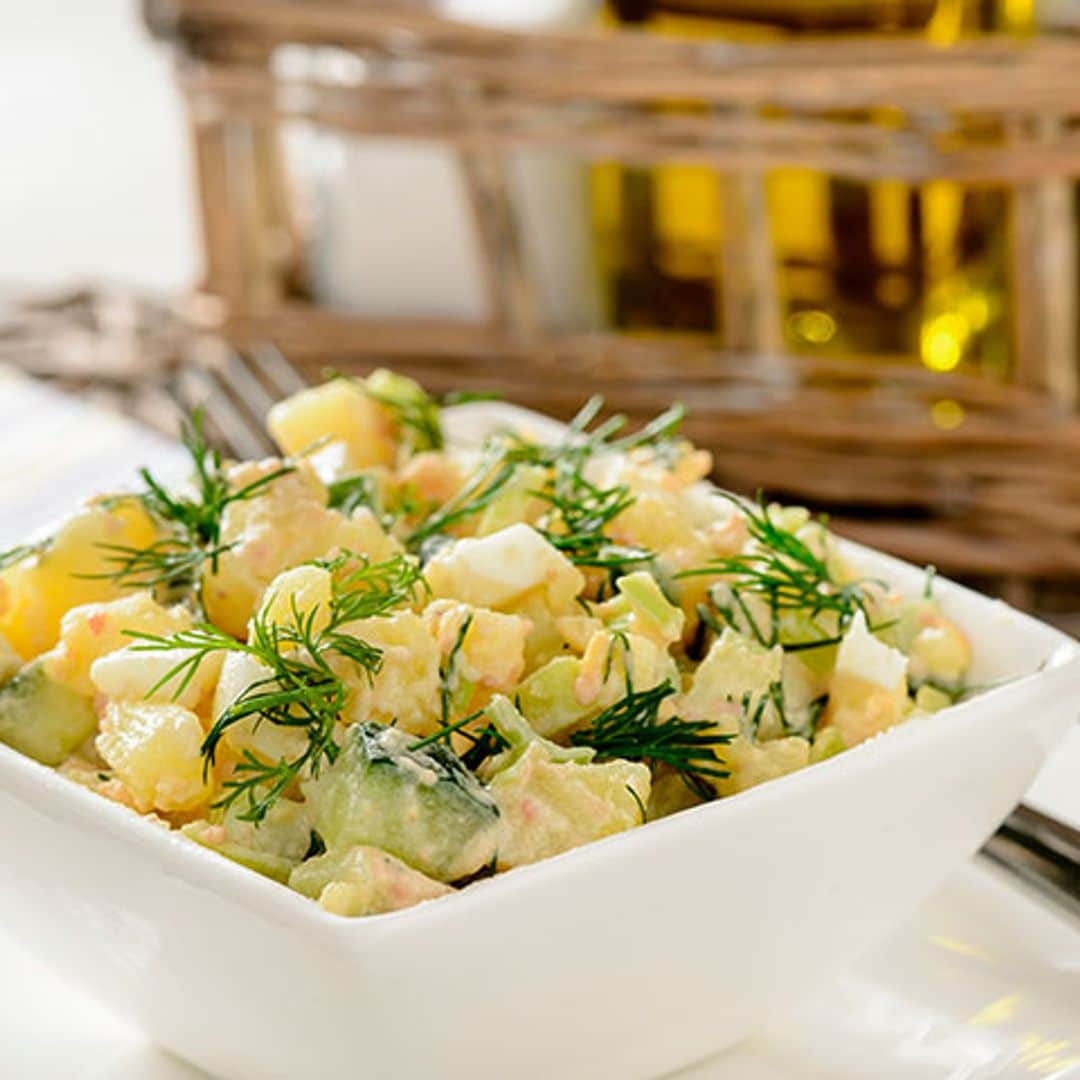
[922, 565, 938, 600]
[142, 408, 294, 558]
[363, 379, 444, 453]
[535, 454, 651, 573]
[570, 681, 732, 785]
[77, 538, 235, 591]
[408, 708, 486, 754]
[126, 553, 422, 822]
[327, 473, 380, 517]
[0, 538, 51, 572]
[458, 722, 512, 772]
[407, 449, 519, 549]
[680, 494, 882, 650]
[406, 396, 684, 574]
[86, 408, 293, 596]
[438, 614, 473, 729]
[311, 551, 428, 622]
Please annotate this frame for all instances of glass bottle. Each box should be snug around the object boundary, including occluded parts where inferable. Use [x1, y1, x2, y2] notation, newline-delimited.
[592, 0, 1035, 378]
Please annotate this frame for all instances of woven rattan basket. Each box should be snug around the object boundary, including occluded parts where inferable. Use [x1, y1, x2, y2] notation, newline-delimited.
[147, 1, 1080, 607]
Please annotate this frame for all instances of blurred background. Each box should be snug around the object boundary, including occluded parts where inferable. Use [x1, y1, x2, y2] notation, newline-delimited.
[4, 0, 1080, 626]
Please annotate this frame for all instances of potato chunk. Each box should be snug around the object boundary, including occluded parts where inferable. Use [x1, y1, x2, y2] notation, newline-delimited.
[489, 742, 651, 870]
[96, 701, 212, 814]
[43, 591, 193, 697]
[0, 500, 158, 660]
[201, 461, 398, 638]
[267, 378, 396, 470]
[338, 611, 442, 736]
[421, 599, 530, 693]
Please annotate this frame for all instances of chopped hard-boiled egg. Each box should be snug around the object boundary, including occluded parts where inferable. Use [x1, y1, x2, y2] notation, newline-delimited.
[824, 612, 909, 747]
[424, 523, 585, 613]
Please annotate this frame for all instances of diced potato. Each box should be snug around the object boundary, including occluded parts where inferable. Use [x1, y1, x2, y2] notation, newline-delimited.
[809, 726, 846, 764]
[202, 461, 395, 638]
[338, 611, 442, 736]
[908, 619, 971, 685]
[267, 378, 397, 469]
[681, 629, 783, 723]
[337, 507, 405, 565]
[424, 524, 584, 613]
[421, 599, 530, 692]
[96, 701, 213, 814]
[824, 677, 908, 748]
[646, 768, 709, 820]
[397, 452, 468, 507]
[574, 629, 677, 710]
[879, 595, 971, 688]
[0, 499, 158, 659]
[488, 741, 651, 869]
[289, 845, 453, 917]
[711, 734, 811, 796]
[608, 492, 689, 553]
[259, 564, 333, 633]
[90, 645, 223, 711]
[42, 591, 193, 697]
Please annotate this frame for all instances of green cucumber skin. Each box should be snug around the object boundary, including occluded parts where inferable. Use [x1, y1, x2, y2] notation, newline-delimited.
[313, 723, 500, 883]
[0, 661, 98, 766]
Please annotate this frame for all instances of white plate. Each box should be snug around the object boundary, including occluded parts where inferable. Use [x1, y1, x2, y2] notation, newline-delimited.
[1, 378, 1078, 1079]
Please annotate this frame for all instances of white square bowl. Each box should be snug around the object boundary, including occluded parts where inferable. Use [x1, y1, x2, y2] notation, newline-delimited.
[0, 402, 1077, 1080]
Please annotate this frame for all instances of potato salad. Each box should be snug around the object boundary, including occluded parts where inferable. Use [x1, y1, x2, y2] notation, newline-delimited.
[0, 371, 972, 917]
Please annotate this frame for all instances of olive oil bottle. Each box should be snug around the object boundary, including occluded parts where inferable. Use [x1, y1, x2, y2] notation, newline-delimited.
[593, 0, 1034, 376]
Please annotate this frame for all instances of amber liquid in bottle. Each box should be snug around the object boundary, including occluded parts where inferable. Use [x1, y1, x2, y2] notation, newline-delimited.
[593, 0, 1034, 377]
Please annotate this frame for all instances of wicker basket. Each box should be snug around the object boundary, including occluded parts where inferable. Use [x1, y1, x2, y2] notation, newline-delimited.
[146, 0, 1080, 606]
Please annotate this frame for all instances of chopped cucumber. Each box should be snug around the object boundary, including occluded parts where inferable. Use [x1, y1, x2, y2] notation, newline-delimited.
[182, 822, 297, 884]
[615, 571, 685, 642]
[515, 655, 591, 739]
[309, 723, 500, 882]
[0, 660, 97, 766]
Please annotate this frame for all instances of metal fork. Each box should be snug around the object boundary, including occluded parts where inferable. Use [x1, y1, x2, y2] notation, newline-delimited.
[168, 341, 309, 460]
[169, 342, 1080, 919]
[983, 803, 1080, 920]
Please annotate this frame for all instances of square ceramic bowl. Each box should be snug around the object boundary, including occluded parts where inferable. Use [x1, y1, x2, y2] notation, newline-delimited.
[0, 403, 1077, 1080]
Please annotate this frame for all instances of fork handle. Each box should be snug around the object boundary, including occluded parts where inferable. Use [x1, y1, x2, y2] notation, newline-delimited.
[981, 803, 1080, 921]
